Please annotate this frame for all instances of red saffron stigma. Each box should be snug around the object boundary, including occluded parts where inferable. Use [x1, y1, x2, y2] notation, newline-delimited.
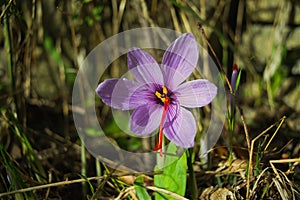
[154, 97, 170, 156]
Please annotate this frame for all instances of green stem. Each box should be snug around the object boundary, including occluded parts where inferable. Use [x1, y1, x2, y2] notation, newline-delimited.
[228, 107, 235, 165]
[186, 149, 198, 200]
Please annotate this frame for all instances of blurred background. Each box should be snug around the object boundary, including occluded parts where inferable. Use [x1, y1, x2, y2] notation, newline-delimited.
[0, 0, 299, 199]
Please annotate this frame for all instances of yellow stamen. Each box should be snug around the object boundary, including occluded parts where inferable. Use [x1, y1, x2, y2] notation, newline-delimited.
[155, 91, 162, 99]
[155, 86, 168, 103]
[162, 86, 168, 95]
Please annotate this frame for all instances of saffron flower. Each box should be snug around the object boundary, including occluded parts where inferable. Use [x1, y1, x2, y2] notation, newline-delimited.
[96, 33, 217, 155]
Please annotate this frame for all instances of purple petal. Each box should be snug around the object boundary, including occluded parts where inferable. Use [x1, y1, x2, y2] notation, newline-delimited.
[128, 48, 164, 85]
[162, 33, 199, 89]
[230, 64, 239, 107]
[96, 78, 146, 110]
[130, 103, 163, 135]
[163, 105, 196, 148]
[174, 79, 217, 108]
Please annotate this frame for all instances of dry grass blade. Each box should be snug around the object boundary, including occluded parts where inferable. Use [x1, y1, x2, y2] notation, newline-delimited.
[249, 167, 300, 199]
[0, 176, 105, 198]
[247, 116, 286, 199]
[146, 186, 189, 200]
[0, 172, 150, 198]
[270, 158, 300, 178]
[272, 168, 300, 200]
[115, 186, 137, 200]
[0, 0, 13, 20]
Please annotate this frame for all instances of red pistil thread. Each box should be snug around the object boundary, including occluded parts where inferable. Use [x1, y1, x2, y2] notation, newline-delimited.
[154, 97, 170, 156]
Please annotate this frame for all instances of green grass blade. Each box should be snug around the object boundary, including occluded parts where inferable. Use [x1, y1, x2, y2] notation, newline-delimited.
[2, 109, 46, 183]
[235, 69, 242, 94]
[134, 176, 151, 200]
[0, 144, 34, 200]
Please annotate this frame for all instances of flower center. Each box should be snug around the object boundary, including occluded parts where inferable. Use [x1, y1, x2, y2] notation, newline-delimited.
[155, 86, 170, 104]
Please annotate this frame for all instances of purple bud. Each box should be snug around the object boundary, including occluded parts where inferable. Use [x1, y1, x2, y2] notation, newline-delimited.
[230, 64, 239, 108]
[231, 64, 238, 93]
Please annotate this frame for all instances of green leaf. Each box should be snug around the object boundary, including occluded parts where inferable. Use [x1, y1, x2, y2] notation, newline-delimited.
[235, 69, 242, 94]
[154, 142, 187, 200]
[134, 176, 151, 200]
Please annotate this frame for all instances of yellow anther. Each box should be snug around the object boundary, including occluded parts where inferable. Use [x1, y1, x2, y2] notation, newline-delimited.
[155, 91, 162, 99]
[162, 86, 168, 95]
[155, 86, 169, 103]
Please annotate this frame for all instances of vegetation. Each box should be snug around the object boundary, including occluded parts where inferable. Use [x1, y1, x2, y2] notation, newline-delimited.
[0, 0, 299, 199]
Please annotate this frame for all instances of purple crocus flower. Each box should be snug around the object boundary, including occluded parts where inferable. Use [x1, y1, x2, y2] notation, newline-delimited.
[96, 33, 217, 155]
